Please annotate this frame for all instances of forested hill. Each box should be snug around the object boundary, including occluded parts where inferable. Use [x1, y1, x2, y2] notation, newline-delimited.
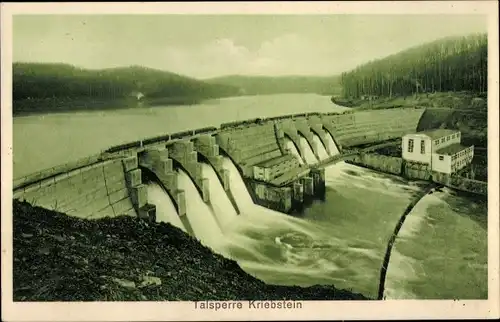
[206, 75, 342, 96]
[13, 63, 239, 103]
[339, 33, 487, 98]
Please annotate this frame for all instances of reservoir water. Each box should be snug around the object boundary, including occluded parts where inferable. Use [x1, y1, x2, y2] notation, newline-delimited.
[13, 94, 349, 178]
[13, 94, 487, 299]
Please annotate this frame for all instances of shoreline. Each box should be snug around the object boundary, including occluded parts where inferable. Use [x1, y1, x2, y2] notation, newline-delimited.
[12, 97, 212, 117]
[13, 93, 339, 118]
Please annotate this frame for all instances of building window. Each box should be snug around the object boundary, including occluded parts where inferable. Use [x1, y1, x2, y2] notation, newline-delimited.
[420, 140, 425, 154]
[441, 138, 445, 143]
[434, 140, 439, 145]
[447, 136, 450, 141]
[439, 155, 444, 161]
[408, 139, 414, 153]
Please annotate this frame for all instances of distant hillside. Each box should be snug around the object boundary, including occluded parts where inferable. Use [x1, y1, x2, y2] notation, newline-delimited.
[339, 33, 487, 99]
[13, 63, 239, 114]
[206, 75, 342, 96]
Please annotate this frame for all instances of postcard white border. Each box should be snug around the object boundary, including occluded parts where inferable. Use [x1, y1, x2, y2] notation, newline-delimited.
[1, 1, 499, 321]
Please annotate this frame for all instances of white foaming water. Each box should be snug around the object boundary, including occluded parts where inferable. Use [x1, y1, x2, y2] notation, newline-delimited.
[396, 193, 447, 239]
[177, 169, 225, 251]
[325, 162, 420, 198]
[142, 155, 483, 298]
[325, 131, 340, 156]
[221, 158, 255, 210]
[312, 134, 329, 161]
[383, 249, 421, 299]
[221, 156, 318, 236]
[285, 139, 305, 164]
[383, 191, 451, 299]
[299, 137, 318, 164]
[201, 163, 238, 231]
[146, 182, 187, 233]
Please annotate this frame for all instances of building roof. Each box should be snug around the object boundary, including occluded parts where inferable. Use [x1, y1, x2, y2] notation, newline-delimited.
[269, 167, 310, 186]
[255, 154, 297, 168]
[417, 129, 459, 140]
[436, 143, 471, 156]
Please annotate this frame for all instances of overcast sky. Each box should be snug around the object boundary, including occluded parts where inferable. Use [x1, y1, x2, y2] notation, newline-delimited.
[13, 14, 487, 79]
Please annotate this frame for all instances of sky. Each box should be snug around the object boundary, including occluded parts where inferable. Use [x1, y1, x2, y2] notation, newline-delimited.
[13, 14, 487, 79]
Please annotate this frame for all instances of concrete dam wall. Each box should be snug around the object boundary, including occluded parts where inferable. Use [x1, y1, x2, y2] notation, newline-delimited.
[13, 107, 426, 222]
[13, 157, 136, 219]
[347, 152, 488, 196]
[322, 108, 425, 149]
[216, 121, 282, 178]
[349, 153, 403, 176]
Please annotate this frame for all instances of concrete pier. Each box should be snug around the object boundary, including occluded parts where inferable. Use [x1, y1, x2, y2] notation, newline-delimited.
[122, 156, 156, 220]
[308, 115, 331, 155]
[292, 181, 304, 212]
[168, 140, 210, 202]
[310, 168, 326, 200]
[193, 135, 240, 214]
[249, 181, 293, 213]
[137, 147, 195, 233]
[274, 120, 307, 163]
[301, 176, 314, 205]
[193, 135, 227, 190]
[294, 117, 320, 160]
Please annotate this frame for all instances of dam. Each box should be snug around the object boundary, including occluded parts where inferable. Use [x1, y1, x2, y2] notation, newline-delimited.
[12, 101, 487, 299]
[13, 107, 425, 221]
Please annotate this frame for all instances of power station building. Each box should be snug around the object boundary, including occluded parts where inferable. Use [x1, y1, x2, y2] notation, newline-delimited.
[402, 129, 474, 174]
[253, 154, 302, 182]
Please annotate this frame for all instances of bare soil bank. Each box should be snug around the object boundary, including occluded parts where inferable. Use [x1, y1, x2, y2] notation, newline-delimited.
[12, 200, 369, 301]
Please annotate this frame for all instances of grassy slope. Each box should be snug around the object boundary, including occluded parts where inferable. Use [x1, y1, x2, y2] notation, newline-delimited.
[13, 200, 369, 301]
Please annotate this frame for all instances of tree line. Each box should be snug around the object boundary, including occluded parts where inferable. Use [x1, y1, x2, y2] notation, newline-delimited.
[340, 33, 487, 99]
[206, 75, 342, 96]
[13, 63, 239, 101]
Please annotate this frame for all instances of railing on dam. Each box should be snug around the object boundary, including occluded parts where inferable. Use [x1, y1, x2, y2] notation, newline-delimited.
[14, 107, 427, 191]
[13, 152, 121, 191]
[103, 108, 423, 156]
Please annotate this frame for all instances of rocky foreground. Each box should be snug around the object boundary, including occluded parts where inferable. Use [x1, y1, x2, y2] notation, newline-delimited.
[13, 200, 369, 301]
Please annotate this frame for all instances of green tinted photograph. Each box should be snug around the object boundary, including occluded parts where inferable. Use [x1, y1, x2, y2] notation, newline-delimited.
[11, 12, 488, 303]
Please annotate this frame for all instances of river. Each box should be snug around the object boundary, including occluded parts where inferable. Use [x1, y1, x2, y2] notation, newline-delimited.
[13, 94, 487, 299]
